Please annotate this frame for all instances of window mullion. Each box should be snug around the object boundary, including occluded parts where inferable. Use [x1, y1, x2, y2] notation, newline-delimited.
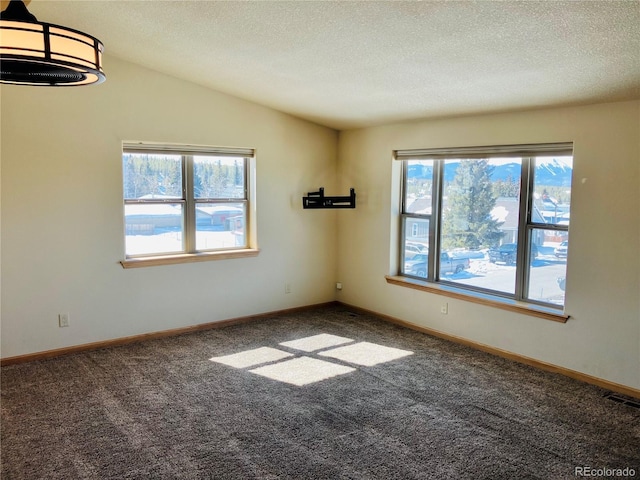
[431, 159, 444, 281]
[398, 162, 408, 270]
[243, 157, 249, 201]
[184, 155, 196, 253]
[515, 158, 534, 300]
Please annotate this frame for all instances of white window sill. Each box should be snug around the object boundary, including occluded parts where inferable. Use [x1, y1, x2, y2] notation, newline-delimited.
[121, 249, 260, 268]
[385, 275, 569, 323]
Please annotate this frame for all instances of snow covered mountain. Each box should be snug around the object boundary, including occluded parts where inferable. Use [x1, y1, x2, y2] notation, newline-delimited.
[408, 158, 572, 186]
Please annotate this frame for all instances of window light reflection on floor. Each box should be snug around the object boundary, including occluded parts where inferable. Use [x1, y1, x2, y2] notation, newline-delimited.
[318, 342, 413, 366]
[209, 346, 293, 369]
[209, 334, 414, 386]
[279, 333, 354, 352]
[249, 356, 356, 386]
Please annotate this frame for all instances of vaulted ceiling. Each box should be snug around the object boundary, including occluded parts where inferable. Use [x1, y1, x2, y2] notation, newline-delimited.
[26, 0, 640, 129]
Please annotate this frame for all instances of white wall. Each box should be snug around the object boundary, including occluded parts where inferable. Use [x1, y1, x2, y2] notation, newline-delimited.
[1, 56, 339, 359]
[336, 101, 640, 390]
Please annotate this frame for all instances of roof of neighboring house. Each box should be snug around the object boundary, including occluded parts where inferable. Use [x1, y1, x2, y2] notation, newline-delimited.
[492, 197, 548, 229]
[406, 197, 432, 215]
[491, 197, 519, 230]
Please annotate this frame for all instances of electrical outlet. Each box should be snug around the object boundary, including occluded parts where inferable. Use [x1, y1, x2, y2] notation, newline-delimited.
[336, 282, 343, 291]
[285, 283, 291, 294]
[58, 313, 70, 327]
[440, 303, 448, 315]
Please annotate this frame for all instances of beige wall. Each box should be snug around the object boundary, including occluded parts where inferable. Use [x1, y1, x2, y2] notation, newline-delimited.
[336, 101, 640, 390]
[2, 55, 638, 392]
[1, 56, 339, 358]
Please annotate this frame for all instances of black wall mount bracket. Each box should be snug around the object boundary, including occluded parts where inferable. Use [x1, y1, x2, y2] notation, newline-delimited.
[302, 187, 356, 209]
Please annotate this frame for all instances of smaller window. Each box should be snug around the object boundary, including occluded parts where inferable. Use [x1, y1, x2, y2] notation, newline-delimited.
[122, 143, 255, 263]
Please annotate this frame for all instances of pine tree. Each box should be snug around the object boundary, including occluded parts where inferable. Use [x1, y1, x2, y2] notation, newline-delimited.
[209, 159, 224, 197]
[234, 159, 243, 188]
[493, 174, 519, 197]
[442, 160, 503, 250]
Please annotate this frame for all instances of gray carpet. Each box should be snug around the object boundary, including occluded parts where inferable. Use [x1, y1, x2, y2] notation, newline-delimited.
[2, 304, 639, 479]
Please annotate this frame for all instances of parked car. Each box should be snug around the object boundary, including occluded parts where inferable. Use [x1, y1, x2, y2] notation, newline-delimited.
[403, 252, 470, 278]
[440, 252, 470, 275]
[404, 242, 428, 259]
[488, 243, 538, 265]
[554, 241, 568, 258]
[404, 253, 429, 277]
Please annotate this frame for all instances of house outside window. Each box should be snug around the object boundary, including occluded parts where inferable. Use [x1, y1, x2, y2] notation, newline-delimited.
[122, 143, 254, 260]
[397, 143, 573, 310]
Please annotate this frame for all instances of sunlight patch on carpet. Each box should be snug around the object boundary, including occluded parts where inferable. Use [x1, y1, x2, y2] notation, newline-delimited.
[248, 357, 356, 386]
[279, 333, 354, 352]
[209, 347, 293, 368]
[209, 335, 413, 386]
[318, 342, 413, 366]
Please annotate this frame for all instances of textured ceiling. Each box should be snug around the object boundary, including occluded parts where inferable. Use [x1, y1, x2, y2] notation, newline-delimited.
[26, 0, 640, 130]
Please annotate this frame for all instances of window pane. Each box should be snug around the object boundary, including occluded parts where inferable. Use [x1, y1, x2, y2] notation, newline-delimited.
[195, 202, 246, 250]
[532, 156, 572, 226]
[527, 228, 568, 307]
[404, 160, 433, 214]
[402, 216, 429, 277]
[123, 154, 182, 200]
[194, 156, 245, 199]
[125, 203, 184, 255]
[439, 158, 521, 294]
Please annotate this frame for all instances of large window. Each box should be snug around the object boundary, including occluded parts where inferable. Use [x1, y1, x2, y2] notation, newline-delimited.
[122, 143, 254, 260]
[397, 143, 572, 310]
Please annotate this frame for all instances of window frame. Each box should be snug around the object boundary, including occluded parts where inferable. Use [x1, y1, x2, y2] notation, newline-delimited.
[395, 143, 572, 313]
[120, 142, 258, 268]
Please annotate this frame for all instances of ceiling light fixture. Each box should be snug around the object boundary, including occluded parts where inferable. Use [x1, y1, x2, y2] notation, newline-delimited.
[0, 0, 105, 86]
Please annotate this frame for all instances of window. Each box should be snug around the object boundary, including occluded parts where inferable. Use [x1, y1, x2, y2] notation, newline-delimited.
[122, 143, 256, 265]
[396, 143, 573, 311]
